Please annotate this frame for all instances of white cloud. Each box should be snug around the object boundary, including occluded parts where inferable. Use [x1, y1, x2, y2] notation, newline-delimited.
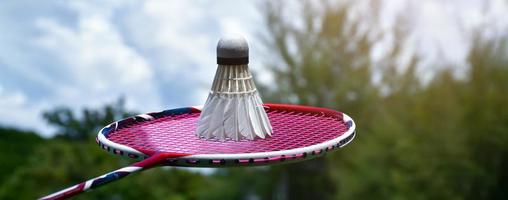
[119, 0, 264, 106]
[0, 0, 263, 136]
[0, 90, 26, 107]
[370, 0, 508, 82]
[0, 89, 53, 136]
[33, 3, 161, 112]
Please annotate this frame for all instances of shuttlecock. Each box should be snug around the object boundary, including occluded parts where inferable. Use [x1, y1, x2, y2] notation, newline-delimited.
[196, 36, 273, 141]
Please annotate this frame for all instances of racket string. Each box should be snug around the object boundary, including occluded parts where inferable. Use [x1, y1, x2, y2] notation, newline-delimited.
[107, 109, 348, 154]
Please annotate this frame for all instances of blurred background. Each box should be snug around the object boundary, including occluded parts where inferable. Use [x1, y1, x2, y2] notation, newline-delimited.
[1, 0, 508, 199]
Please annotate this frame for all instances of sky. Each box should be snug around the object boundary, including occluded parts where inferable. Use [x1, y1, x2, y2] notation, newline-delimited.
[0, 0, 507, 137]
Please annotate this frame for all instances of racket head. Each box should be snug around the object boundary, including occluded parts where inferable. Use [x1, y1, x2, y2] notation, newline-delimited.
[96, 104, 356, 167]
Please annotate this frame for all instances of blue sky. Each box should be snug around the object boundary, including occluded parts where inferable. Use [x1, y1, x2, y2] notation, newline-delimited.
[0, 0, 507, 137]
[0, 0, 264, 136]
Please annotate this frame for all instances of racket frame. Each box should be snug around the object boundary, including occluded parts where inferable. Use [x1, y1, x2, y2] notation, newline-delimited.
[41, 104, 356, 199]
[96, 103, 356, 167]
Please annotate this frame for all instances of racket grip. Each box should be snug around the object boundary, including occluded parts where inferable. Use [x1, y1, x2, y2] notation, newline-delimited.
[39, 154, 165, 200]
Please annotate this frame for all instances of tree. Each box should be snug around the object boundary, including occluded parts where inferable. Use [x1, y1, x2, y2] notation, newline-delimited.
[42, 98, 135, 141]
[257, 0, 508, 199]
[0, 98, 213, 199]
[0, 127, 43, 186]
[463, 35, 508, 199]
[258, 1, 384, 199]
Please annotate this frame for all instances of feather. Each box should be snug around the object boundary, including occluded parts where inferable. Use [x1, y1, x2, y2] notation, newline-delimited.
[196, 95, 215, 137]
[207, 95, 226, 140]
[223, 96, 236, 140]
[195, 64, 272, 141]
[254, 94, 272, 136]
[247, 95, 264, 139]
[238, 95, 253, 140]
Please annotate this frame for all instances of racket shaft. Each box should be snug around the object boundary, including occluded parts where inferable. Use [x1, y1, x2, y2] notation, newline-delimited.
[40, 154, 164, 200]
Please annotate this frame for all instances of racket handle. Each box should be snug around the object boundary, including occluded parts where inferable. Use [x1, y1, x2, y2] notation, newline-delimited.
[39, 154, 165, 200]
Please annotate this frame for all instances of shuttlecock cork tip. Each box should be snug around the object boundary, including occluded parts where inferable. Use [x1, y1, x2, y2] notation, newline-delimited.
[217, 35, 249, 65]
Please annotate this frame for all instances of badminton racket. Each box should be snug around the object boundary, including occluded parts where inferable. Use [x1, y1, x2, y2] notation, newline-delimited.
[40, 103, 356, 200]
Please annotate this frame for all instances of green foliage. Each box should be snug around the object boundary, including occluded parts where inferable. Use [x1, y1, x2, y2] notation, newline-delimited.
[259, 1, 381, 199]
[462, 36, 508, 199]
[0, 127, 43, 186]
[256, 1, 508, 199]
[42, 98, 135, 141]
[0, 99, 213, 200]
[0, 139, 213, 200]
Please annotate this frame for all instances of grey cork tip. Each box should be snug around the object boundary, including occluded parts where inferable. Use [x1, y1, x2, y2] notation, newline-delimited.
[217, 35, 249, 65]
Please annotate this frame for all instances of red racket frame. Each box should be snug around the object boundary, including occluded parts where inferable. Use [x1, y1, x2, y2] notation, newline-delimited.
[40, 104, 355, 200]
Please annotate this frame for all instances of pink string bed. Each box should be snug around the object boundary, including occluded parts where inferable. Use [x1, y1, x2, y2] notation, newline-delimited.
[107, 106, 349, 155]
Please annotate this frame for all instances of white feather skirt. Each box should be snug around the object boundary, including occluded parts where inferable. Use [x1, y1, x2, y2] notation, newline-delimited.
[196, 64, 273, 141]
